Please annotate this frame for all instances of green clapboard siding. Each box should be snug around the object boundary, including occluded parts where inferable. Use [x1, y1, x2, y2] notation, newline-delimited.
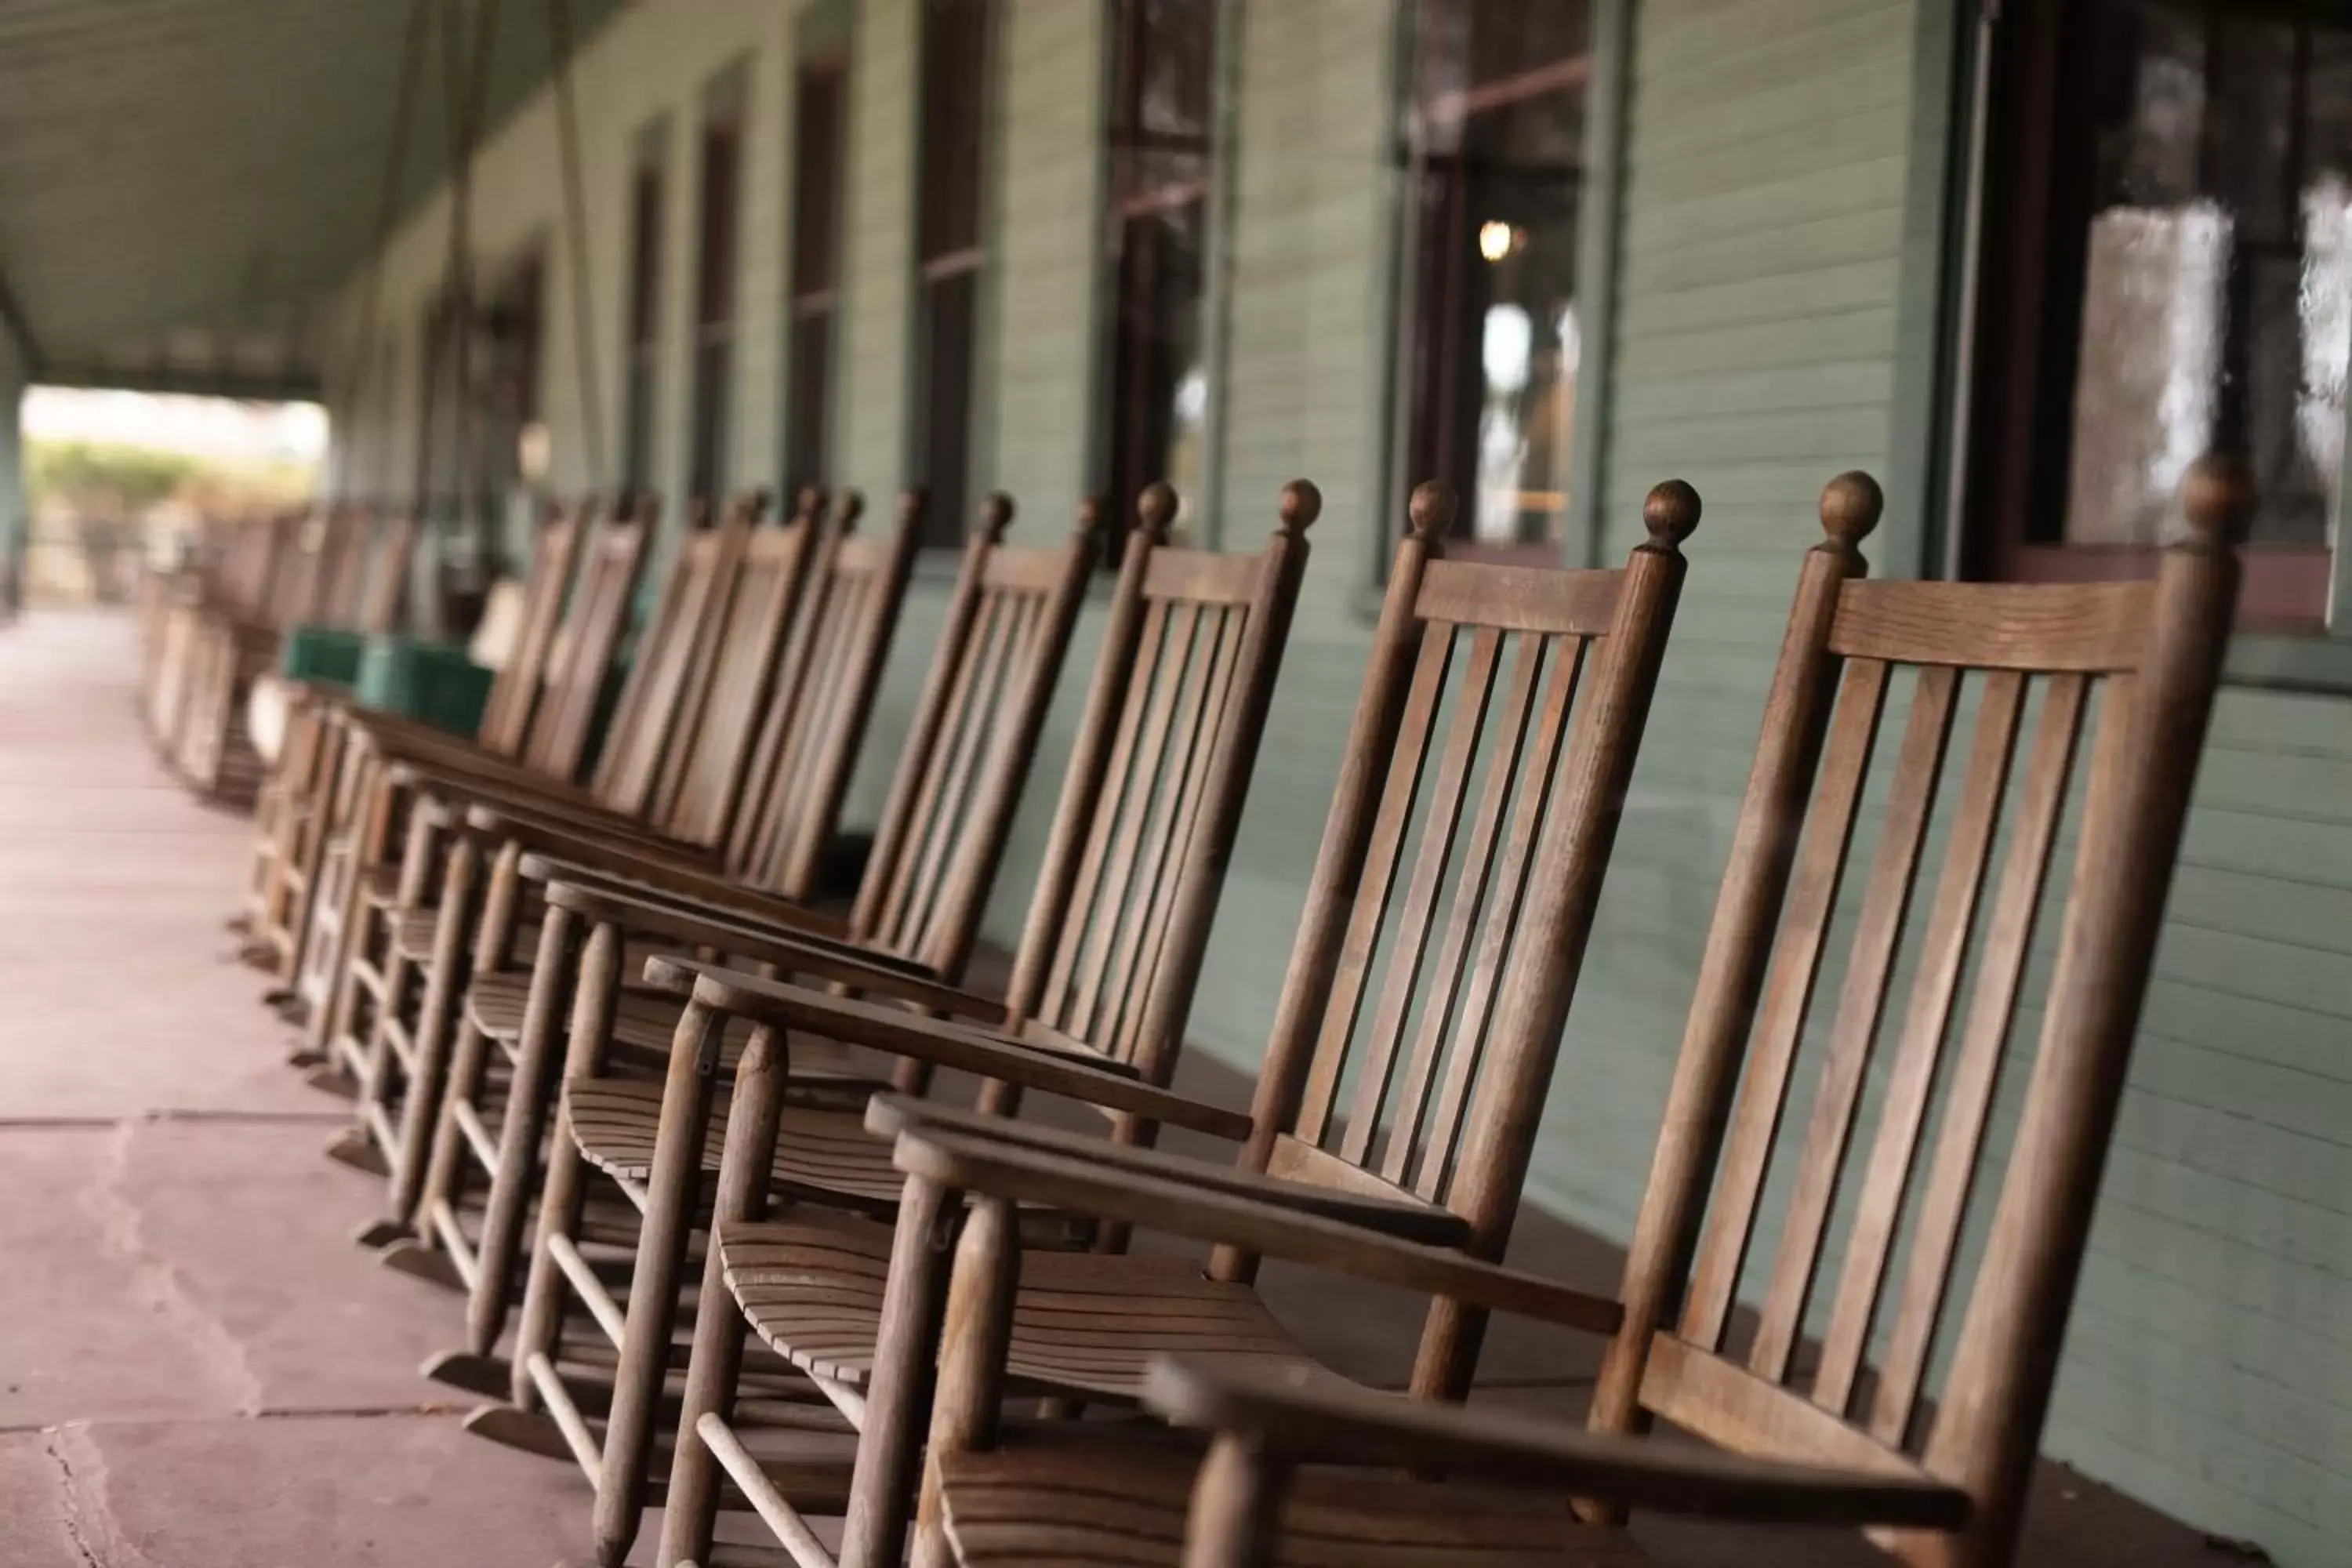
[836, 0, 920, 495]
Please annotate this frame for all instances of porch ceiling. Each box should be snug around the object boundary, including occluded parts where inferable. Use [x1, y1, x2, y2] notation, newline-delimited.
[0, 0, 626, 395]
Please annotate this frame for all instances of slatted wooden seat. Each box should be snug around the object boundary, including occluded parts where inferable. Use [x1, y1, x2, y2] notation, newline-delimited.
[891, 461, 2252, 1568]
[568, 1083, 910, 1213]
[645, 477, 1697, 1568]
[487, 483, 1312, 1568]
[725, 1209, 1304, 1395]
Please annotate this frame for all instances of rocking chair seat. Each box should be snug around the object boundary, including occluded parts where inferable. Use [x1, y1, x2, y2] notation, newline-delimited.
[715, 1210, 1310, 1398]
[470, 967, 877, 1080]
[565, 1079, 904, 1214]
[393, 909, 442, 963]
[938, 1428, 1640, 1568]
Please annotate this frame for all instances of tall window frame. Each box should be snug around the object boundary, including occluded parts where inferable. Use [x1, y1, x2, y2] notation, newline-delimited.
[1101, 0, 1220, 556]
[688, 68, 749, 506]
[785, 52, 851, 502]
[912, 0, 996, 547]
[1960, 0, 2352, 633]
[621, 118, 672, 502]
[1392, 0, 1597, 564]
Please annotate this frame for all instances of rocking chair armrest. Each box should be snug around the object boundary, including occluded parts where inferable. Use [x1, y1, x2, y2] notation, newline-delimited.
[370, 745, 608, 811]
[890, 1129, 1620, 1335]
[672, 967, 1253, 1142]
[1141, 1357, 1972, 1532]
[517, 848, 851, 942]
[861, 1096, 1468, 1247]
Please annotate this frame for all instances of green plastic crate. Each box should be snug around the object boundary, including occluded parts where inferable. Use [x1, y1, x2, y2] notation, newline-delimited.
[278, 626, 368, 687]
[353, 637, 495, 737]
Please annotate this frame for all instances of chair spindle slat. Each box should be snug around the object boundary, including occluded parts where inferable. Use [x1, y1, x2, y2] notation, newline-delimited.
[1866, 670, 2089, 1444]
[1749, 662, 1959, 1383]
[1413, 633, 1585, 1200]
[1077, 606, 1204, 1048]
[1341, 623, 1504, 1168]
[1682, 655, 1892, 1352]
[1811, 669, 2026, 1416]
[1294, 622, 1458, 1148]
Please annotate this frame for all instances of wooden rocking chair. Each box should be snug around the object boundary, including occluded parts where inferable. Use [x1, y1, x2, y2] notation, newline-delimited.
[317, 492, 815, 1193]
[409, 492, 1102, 1419]
[633, 476, 1699, 1568]
[365, 487, 929, 1278]
[240, 506, 419, 980]
[874, 459, 2249, 1568]
[289, 496, 659, 1074]
[481, 481, 1316, 1568]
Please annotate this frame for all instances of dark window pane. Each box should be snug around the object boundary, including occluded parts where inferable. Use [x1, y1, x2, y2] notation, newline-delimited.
[1971, 0, 2349, 622]
[691, 113, 743, 501]
[786, 312, 835, 500]
[622, 149, 667, 493]
[787, 59, 850, 492]
[1403, 0, 1591, 552]
[792, 63, 848, 303]
[1104, 0, 1218, 549]
[916, 267, 982, 546]
[920, 0, 992, 264]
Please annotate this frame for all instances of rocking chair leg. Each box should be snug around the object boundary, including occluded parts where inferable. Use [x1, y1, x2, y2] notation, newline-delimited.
[462, 906, 583, 1356]
[907, 1196, 1021, 1568]
[654, 1025, 793, 1568]
[499, 920, 618, 1385]
[379, 1239, 466, 1290]
[461, 1402, 577, 1462]
[424, 1350, 513, 1399]
[326, 1130, 392, 1178]
[591, 1002, 733, 1568]
[383, 833, 481, 1225]
[836, 1174, 960, 1568]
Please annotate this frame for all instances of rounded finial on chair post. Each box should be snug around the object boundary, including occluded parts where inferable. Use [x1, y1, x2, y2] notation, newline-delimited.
[1137, 481, 1179, 545]
[976, 491, 1015, 544]
[1074, 494, 1109, 548]
[794, 485, 826, 524]
[898, 487, 931, 534]
[746, 487, 775, 523]
[1278, 480, 1323, 536]
[1818, 471, 1883, 557]
[2180, 452, 2255, 552]
[1408, 481, 1457, 543]
[1641, 479, 1702, 553]
[686, 495, 713, 532]
[833, 488, 866, 531]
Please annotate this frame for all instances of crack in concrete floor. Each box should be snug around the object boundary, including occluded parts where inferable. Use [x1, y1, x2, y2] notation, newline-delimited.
[82, 1122, 268, 1418]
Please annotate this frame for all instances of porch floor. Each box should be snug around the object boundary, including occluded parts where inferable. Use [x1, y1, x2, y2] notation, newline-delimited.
[0, 610, 2241, 1566]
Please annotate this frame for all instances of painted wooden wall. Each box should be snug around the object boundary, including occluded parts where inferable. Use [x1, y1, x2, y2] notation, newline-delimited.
[319, 2, 2351, 1560]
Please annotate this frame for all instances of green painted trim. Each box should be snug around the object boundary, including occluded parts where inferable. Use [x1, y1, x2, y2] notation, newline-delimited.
[1366, 0, 1416, 603]
[1882, 0, 1973, 583]
[1078, 0, 1120, 503]
[1561, 0, 1632, 571]
[1192, 0, 1247, 549]
[2223, 631, 2352, 695]
[799, 0, 855, 62]
[958, 0, 1011, 550]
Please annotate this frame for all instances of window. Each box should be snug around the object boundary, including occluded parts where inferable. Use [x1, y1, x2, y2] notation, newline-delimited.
[485, 248, 546, 503]
[1104, 0, 1218, 549]
[786, 56, 850, 500]
[1398, 0, 1594, 560]
[689, 83, 746, 505]
[620, 124, 670, 500]
[913, 0, 995, 546]
[1967, 0, 2352, 628]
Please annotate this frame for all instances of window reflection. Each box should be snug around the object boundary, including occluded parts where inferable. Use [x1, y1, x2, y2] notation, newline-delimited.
[1404, 0, 1591, 554]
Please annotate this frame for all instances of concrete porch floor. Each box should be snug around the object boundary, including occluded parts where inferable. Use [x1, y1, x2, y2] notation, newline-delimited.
[0, 611, 2251, 1567]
